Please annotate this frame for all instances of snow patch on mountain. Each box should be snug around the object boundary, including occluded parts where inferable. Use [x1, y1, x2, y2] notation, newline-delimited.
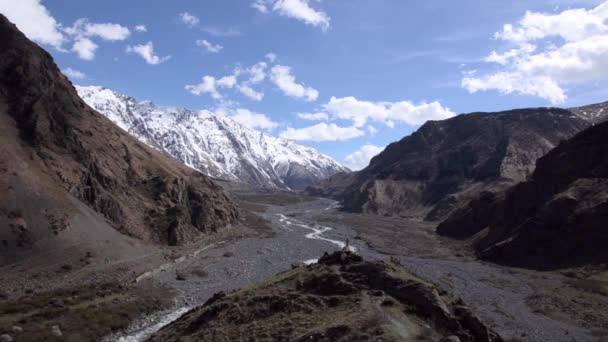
[76, 85, 348, 190]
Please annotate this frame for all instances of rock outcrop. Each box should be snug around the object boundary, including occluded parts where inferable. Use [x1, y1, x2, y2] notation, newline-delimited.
[437, 121, 608, 269]
[149, 251, 503, 342]
[0, 14, 237, 246]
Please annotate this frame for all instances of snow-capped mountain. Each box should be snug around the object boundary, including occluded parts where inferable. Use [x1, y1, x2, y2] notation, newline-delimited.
[76, 85, 348, 190]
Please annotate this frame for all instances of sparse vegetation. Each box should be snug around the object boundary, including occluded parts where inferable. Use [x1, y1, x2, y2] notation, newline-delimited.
[0, 283, 168, 342]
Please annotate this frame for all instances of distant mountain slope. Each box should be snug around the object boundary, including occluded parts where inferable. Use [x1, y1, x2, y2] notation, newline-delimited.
[338, 108, 592, 220]
[570, 101, 608, 124]
[0, 14, 237, 252]
[437, 121, 608, 269]
[76, 86, 348, 190]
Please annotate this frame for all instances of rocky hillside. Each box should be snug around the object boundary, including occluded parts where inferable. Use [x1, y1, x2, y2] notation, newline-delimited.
[338, 108, 592, 221]
[570, 101, 608, 124]
[0, 14, 237, 248]
[149, 251, 503, 342]
[437, 121, 608, 269]
[76, 86, 348, 190]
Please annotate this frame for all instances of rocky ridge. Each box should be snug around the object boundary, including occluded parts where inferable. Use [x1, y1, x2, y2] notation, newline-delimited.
[149, 251, 503, 342]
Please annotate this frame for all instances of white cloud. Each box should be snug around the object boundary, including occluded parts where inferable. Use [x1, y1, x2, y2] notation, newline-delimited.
[62, 67, 86, 80]
[297, 112, 328, 121]
[201, 26, 241, 37]
[279, 123, 364, 142]
[237, 84, 264, 101]
[252, 0, 269, 13]
[179, 12, 199, 27]
[265, 52, 277, 62]
[196, 39, 223, 53]
[270, 65, 319, 101]
[72, 38, 98, 60]
[0, 0, 65, 49]
[367, 125, 378, 135]
[186, 74, 237, 99]
[63, 18, 130, 60]
[65, 18, 130, 41]
[324, 96, 455, 128]
[231, 108, 278, 130]
[253, 0, 330, 31]
[80, 21, 130, 41]
[217, 75, 237, 88]
[248, 62, 267, 83]
[344, 144, 385, 171]
[186, 76, 220, 98]
[135, 25, 147, 32]
[463, 1, 608, 104]
[126, 41, 171, 65]
[462, 72, 566, 104]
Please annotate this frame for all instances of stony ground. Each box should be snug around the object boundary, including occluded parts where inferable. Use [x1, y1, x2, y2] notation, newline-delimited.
[1, 186, 606, 341]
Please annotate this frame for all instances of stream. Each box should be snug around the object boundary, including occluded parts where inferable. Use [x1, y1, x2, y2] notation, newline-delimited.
[108, 199, 360, 342]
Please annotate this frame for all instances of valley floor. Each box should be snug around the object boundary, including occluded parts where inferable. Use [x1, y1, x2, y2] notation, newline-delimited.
[1, 184, 607, 342]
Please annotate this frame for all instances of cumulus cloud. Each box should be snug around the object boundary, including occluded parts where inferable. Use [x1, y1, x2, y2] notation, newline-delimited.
[279, 123, 364, 142]
[248, 62, 267, 83]
[237, 84, 264, 101]
[297, 112, 328, 121]
[179, 12, 199, 27]
[0, 0, 65, 49]
[270, 65, 319, 101]
[265, 52, 277, 62]
[66, 19, 130, 41]
[126, 41, 171, 65]
[196, 39, 223, 53]
[252, 0, 330, 31]
[344, 144, 385, 171]
[324, 96, 455, 128]
[135, 25, 147, 32]
[72, 38, 98, 60]
[62, 67, 86, 80]
[0, 1, 131, 61]
[462, 1, 608, 104]
[186, 74, 237, 99]
[231, 108, 278, 130]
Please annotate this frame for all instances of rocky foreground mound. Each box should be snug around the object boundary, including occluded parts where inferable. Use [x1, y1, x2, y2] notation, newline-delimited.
[437, 121, 608, 269]
[0, 14, 237, 248]
[149, 251, 503, 342]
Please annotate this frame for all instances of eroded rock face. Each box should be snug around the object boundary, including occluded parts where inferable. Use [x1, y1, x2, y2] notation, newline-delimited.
[338, 108, 591, 221]
[438, 121, 608, 269]
[149, 251, 503, 342]
[0, 15, 238, 245]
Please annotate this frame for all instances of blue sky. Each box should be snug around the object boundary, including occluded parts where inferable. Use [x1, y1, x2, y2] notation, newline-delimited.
[2, 0, 608, 169]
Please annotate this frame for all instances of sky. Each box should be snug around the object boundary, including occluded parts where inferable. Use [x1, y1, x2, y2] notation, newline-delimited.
[2, 0, 608, 170]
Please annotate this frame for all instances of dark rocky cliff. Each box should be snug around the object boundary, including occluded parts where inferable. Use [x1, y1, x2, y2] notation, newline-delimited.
[437, 121, 608, 269]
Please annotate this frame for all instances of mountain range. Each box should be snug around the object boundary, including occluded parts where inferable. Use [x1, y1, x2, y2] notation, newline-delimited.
[76, 86, 348, 190]
[308, 104, 608, 222]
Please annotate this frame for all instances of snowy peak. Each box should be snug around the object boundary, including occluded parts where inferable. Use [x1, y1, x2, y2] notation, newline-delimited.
[76, 85, 348, 190]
